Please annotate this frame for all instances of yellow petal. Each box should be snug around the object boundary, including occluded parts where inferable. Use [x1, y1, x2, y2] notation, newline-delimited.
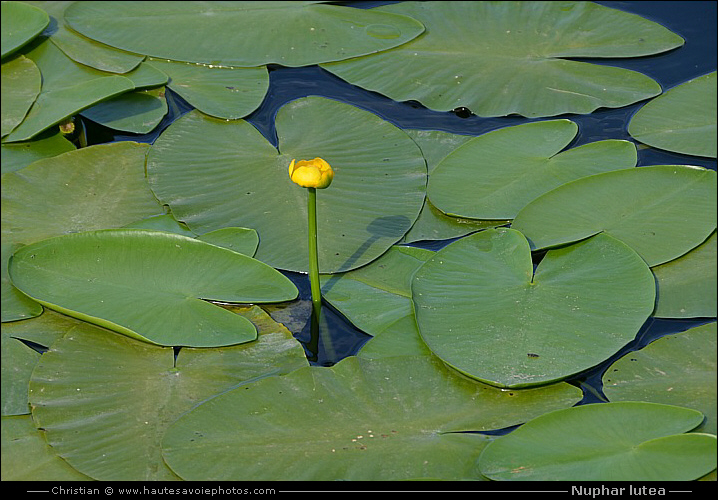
[288, 157, 333, 188]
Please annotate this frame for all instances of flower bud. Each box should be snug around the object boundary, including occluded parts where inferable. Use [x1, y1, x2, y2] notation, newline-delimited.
[288, 157, 334, 189]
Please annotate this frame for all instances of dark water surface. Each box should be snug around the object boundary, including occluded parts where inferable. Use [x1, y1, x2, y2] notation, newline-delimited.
[82, 1, 717, 405]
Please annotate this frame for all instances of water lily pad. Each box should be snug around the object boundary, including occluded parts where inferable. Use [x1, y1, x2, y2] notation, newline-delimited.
[602, 322, 717, 435]
[428, 120, 637, 219]
[1, 415, 91, 480]
[0, 130, 75, 174]
[1, 55, 41, 137]
[196, 227, 259, 257]
[629, 71, 717, 158]
[1, 310, 82, 415]
[653, 232, 716, 318]
[412, 228, 655, 388]
[147, 96, 426, 273]
[511, 165, 717, 266]
[1, 142, 162, 322]
[9, 229, 298, 347]
[321, 1, 682, 117]
[146, 58, 269, 120]
[64, 1, 425, 67]
[2, 240, 42, 322]
[80, 86, 168, 134]
[26, 0, 144, 74]
[3, 38, 136, 142]
[321, 245, 434, 337]
[123, 213, 197, 238]
[1, 142, 162, 246]
[28, 306, 308, 480]
[478, 402, 717, 481]
[161, 354, 581, 481]
[1, 1, 49, 58]
[402, 129, 508, 243]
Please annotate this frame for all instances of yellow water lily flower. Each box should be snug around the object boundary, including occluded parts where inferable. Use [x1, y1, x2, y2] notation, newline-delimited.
[288, 157, 334, 189]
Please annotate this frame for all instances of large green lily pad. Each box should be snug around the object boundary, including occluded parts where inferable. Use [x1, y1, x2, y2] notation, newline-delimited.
[28, 306, 308, 480]
[602, 322, 717, 435]
[1, 141, 162, 245]
[1, 142, 162, 322]
[1, 55, 41, 137]
[64, 1, 425, 67]
[9, 229, 298, 347]
[321, 1, 682, 117]
[629, 71, 717, 158]
[25, 1, 144, 74]
[3, 38, 136, 142]
[321, 245, 434, 337]
[80, 86, 168, 134]
[2, 240, 42, 322]
[161, 354, 581, 481]
[428, 120, 637, 220]
[146, 58, 269, 120]
[1, 1, 49, 58]
[478, 402, 717, 481]
[402, 129, 508, 243]
[511, 165, 717, 266]
[1, 310, 82, 415]
[412, 228, 655, 388]
[653, 232, 716, 318]
[0, 130, 75, 174]
[1, 415, 91, 480]
[147, 96, 427, 273]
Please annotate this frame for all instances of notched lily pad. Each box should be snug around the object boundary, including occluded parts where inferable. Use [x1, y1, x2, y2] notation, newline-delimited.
[8, 229, 298, 347]
[478, 402, 717, 481]
[1, 1, 49, 58]
[147, 96, 427, 273]
[322, 1, 683, 117]
[629, 71, 717, 158]
[161, 354, 581, 481]
[28, 306, 308, 480]
[64, 1, 426, 67]
[428, 120, 637, 220]
[512, 165, 717, 266]
[412, 228, 656, 388]
[602, 322, 717, 434]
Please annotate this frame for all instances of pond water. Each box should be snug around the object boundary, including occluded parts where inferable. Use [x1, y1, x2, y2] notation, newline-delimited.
[78, 1, 716, 407]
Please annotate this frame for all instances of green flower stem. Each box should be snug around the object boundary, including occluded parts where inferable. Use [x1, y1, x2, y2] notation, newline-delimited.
[307, 187, 322, 321]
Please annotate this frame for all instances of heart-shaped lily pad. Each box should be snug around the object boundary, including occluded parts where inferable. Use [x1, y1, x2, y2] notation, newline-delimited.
[428, 120, 637, 219]
[1, 415, 91, 480]
[3, 38, 136, 142]
[629, 71, 717, 158]
[412, 228, 656, 388]
[321, 1, 683, 117]
[64, 1, 425, 67]
[8, 229, 298, 347]
[602, 322, 717, 435]
[1, 141, 162, 322]
[0, 130, 75, 174]
[1, 55, 41, 137]
[28, 306, 308, 480]
[402, 129, 508, 243]
[478, 402, 717, 481]
[147, 96, 427, 273]
[321, 245, 434, 337]
[511, 165, 717, 266]
[2, 310, 83, 415]
[653, 232, 716, 318]
[24, 0, 144, 74]
[161, 354, 581, 481]
[1, 1, 49, 58]
[146, 58, 269, 120]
